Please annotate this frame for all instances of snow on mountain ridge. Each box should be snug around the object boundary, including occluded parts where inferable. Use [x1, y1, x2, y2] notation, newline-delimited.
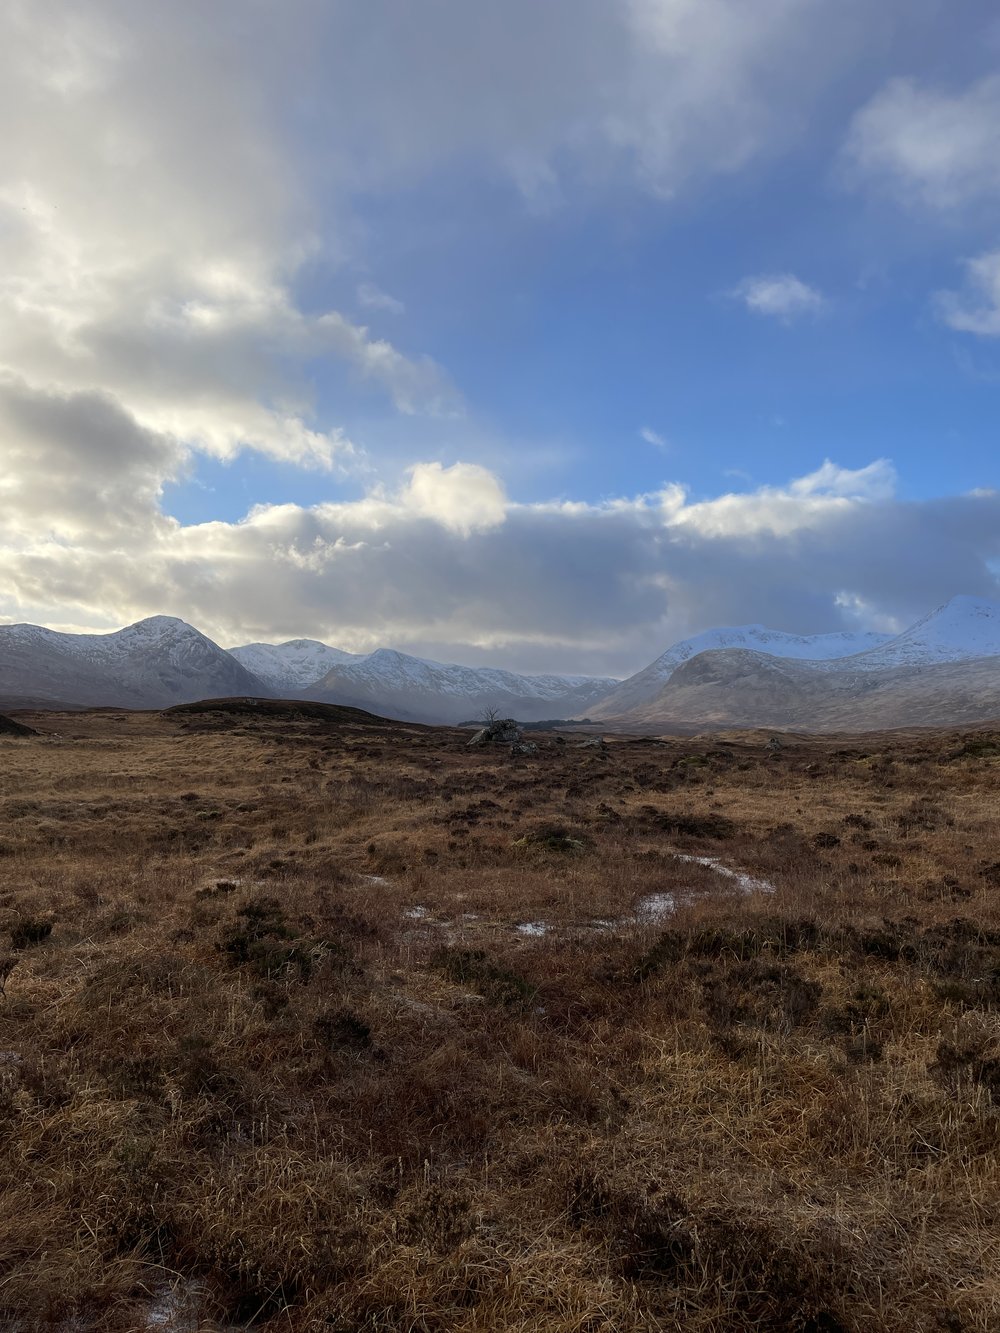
[841, 595, 1000, 669]
[323, 647, 615, 701]
[230, 639, 360, 692]
[0, 616, 264, 708]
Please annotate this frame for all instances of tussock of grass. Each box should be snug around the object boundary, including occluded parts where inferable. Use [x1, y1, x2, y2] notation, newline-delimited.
[0, 708, 999, 1328]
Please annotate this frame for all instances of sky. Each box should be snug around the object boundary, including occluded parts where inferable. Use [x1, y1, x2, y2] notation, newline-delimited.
[1, 0, 1000, 678]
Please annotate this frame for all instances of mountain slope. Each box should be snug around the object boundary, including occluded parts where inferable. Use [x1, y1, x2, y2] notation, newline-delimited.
[229, 639, 360, 693]
[588, 624, 892, 719]
[613, 647, 1000, 732]
[0, 617, 267, 708]
[826, 595, 1000, 672]
[307, 648, 616, 724]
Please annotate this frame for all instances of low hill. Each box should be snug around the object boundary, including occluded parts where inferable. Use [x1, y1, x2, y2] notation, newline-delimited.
[163, 696, 412, 728]
[0, 712, 36, 737]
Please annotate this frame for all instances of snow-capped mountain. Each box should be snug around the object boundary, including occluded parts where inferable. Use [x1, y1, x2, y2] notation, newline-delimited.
[612, 647, 1000, 732]
[827, 595, 1000, 672]
[602, 596, 1000, 730]
[4, 595, 1000, 728]
[306, 648, 616, 724]
[0, 616, 265, 709]
[588, 624, 892, 719]
[229, 639, 360, 693]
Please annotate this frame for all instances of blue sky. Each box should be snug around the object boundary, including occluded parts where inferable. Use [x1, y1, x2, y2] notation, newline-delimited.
[2, 1, 1000, 674]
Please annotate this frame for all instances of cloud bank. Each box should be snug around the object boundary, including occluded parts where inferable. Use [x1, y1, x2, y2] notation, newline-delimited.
[2, 388, 997, 675]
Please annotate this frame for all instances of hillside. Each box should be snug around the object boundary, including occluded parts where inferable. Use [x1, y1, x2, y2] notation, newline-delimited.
[588, 625, 893, 718]
[613, 648, 1000, 732]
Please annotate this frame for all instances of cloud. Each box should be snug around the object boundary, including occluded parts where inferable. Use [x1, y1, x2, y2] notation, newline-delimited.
[357, 283, 406, 316]
[640, 426, 668, 449]
[0, 0, 869, 507]
[790, 458, 897, 501]
[2, 407, 997, 676]
[0, 2, 457, 483]
[842, 75, 1000, 212]
[731, 273, 825, 320]
[936, 250, 1000, 336]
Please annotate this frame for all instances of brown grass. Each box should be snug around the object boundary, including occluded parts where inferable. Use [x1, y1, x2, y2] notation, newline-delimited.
[0, 703, 999, 1330]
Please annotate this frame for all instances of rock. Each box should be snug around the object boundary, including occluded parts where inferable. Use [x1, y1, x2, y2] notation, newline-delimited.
[766, 736, 784, 751]
[467, 718, 526, 749]
[575, 737, 608, 750]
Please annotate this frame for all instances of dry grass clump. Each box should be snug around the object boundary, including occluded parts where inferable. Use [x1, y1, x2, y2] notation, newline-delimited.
[0, 707, 999, 1329]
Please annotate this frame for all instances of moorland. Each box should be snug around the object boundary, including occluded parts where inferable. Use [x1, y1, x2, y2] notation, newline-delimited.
[1, 700, 999, 1331]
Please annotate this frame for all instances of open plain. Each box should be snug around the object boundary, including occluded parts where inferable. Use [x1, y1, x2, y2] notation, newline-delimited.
[1, 701, 1000, 1331]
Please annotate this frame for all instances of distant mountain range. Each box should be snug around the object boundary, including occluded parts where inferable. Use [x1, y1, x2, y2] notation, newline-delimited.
[1, 595, 999, 730]
[0, 617, 614, 723]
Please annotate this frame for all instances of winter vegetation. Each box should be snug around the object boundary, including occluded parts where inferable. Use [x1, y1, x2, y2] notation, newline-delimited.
[1, 701, 999, 1329]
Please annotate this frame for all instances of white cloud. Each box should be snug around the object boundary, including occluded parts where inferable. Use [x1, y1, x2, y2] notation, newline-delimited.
[732, 273, 825, 321]
[790, 458, 897, 501]
[640, 426, 668, 449]
[842, 75, 1000, 212]
[0, 2, 458, 485]
[403, 462, 508, 535]
[936, 250, 1000, 336]
[357, 283, 406, 316]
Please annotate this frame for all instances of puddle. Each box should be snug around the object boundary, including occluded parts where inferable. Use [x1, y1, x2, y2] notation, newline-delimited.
[673, 854, 774, 895]
[361, 873, 392, 886]
[635, 892, 676, 920]
[515, 921, 549, 937]
[142, 1280, 214, 1332]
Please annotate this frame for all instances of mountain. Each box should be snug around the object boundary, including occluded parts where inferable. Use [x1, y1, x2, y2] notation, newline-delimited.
[229, 639, 360, 693]
[822, 595, 1000, 672]
[5, 595, 1000, 728]
[588, 624, 892, 719]
[609, 647, 1000, 732]
[0, 616, 266, 709]
[306, 648, 616, 724]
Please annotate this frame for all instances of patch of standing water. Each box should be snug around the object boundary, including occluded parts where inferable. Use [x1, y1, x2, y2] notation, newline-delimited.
[635, 892, 676, 921]
[672, 854, 774, 896]
[515, 921, 549, 936]
[142, 1281, 217, 1332]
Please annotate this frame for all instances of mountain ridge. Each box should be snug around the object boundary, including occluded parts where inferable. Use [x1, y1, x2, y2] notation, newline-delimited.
[3, 595, 1000, 729]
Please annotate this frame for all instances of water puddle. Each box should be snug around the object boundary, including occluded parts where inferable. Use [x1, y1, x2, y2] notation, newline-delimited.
[672, 854, 774, 895]
[635, 892, 676, 920]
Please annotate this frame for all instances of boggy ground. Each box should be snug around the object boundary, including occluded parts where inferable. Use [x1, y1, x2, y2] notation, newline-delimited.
[1, 701, 999, 1331]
